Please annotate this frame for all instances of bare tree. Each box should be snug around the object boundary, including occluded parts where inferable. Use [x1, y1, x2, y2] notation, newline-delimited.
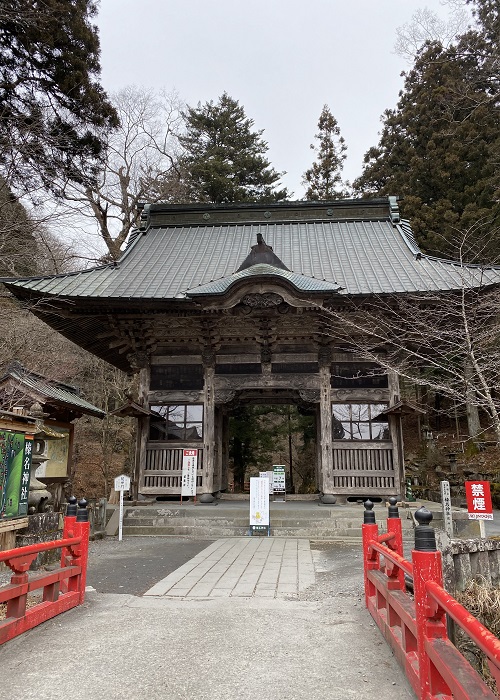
[321, 229, 500, 443]
[395, 5, 471, 62]
[58, 86, 184, 261]
[71, 354, 134, 497]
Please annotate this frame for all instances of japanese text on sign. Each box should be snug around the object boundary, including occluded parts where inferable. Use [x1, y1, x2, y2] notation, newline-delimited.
[181, 449, 197, 497]
[249, 477, 270, 526]
[273, 465, 286, 493]
[465, 480, 493, 520]
[114, 474, 131, 492]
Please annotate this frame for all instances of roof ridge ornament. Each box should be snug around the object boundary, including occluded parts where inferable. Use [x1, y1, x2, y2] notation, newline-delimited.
[138, 203, 151, 231]
[388, 196, 400, 224]
[236, 234, 290, 272]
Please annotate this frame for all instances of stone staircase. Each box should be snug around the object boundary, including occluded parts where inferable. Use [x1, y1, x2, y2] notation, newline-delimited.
[110, 502, 418, 541]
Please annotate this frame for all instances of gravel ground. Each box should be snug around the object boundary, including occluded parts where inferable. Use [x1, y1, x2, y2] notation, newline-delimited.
[299, 541, 365, 601]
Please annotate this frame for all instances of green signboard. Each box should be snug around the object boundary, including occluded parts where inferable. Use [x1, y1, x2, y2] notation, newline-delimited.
[0, 430, 33, 519]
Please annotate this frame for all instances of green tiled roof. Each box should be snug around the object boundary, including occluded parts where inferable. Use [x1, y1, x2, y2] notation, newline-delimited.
[4, 199, 500, 300]
[1, 363, 105, 418]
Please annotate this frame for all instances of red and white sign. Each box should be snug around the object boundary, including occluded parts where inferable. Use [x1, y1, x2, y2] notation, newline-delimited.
[181, 449, 198, 497]
[465, 480, 493, 520]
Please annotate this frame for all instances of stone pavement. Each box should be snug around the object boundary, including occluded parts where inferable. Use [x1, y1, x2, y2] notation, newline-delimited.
[144, 537, 315, 598]
[0, 536, 416, 700]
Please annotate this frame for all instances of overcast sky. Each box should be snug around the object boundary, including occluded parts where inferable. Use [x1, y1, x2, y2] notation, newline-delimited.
[96, 0, 460, 198]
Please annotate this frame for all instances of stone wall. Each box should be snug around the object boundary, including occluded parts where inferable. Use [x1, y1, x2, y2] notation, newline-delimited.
[15, 512, 62, 570]
[437, 532, 500, 594]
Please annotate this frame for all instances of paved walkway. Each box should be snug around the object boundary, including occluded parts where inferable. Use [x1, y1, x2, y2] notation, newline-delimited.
[1, 536, 416, 700]
[144, 538, 315, 598]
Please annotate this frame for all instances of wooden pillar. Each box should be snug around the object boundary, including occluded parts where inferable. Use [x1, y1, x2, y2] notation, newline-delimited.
[201, 353, 216, 502]
[388, 370, 404, 499]
[213, 406, 223, 493]
[315, 405, 322, 492]
[318, 356, 335, 502]
[133, 355, 150, 501]
[221, 411, 230, 491]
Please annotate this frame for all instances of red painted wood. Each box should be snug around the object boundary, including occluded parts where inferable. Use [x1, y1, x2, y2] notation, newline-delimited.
[0, 514, 89, 646]
[362, 522, 378, 608]
[362, 510, 500, 700]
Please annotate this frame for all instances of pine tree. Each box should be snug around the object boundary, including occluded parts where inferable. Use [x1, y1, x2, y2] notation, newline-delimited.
[176, 93, 289, 204]
[353, 8, 499, 259]
[0, 0, 118, 195]
[302, 105, 348, 200]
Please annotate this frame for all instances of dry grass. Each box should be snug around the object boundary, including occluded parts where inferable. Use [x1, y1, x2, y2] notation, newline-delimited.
[455, 578, 500, 693]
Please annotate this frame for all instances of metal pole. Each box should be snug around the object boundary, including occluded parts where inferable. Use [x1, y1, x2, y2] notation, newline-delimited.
[119, 489, 124, 542]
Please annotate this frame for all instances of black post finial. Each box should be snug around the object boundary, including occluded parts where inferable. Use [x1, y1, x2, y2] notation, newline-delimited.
[66, 496, 78, 517]
[414, 506, 436, 551]
[363, 499, 376, 524]
[76, 498, 89, 523]
[388, 496, 399, 519]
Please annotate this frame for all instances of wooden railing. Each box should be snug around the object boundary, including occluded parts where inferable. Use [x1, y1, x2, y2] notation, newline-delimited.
[142, 444, 204, 493]
[362, 500, 500, 699]
[0, 497, 90, 645]
[333, 443, 395, 492]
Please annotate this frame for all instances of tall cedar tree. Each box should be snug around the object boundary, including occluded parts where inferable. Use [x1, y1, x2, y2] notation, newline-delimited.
[0, 0, 118, 195]
[302, 105, 348, 200]
[0, 178, 38, 276]
[177, 93, 289, 204]
[353, 1, 499, 259]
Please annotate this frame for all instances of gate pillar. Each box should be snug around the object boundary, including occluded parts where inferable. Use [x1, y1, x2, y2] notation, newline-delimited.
[200, 352, 216, 502]
[318, 357, 335, 504]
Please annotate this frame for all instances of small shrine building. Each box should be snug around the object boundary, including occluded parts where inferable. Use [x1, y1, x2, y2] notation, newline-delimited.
[5, 197, 500, 503]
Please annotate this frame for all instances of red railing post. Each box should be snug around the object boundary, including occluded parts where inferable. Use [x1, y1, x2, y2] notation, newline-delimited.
[68, 499, 90, 604]
[412, 507, 449, 700]
[60, 496, 77, 588]
[386, 497, 405, 590]
[362, 500, 379, 608]
[76, 498, 90, 604]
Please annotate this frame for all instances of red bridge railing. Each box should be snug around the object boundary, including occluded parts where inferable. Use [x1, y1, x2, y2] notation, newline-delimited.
[362, 499, 500, 699]
[0, 497, 90, 645]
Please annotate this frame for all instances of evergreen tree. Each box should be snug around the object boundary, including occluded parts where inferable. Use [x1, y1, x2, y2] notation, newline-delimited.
[353, 9, 499, 259]
[0, 178, 38, 277]
[176, 93, 289, 204]
[302, 105, 348, 200]
[0, 0, 118, 195]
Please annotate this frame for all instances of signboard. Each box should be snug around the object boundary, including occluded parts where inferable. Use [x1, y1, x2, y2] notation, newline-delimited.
[273, 465, 286, 494]
[114, 474, 131, 492]
[0, 431, 33, 520]
[181, 449, 198, 497]
[465, 480, 493, 520]
[114, 473, 131, 542]
[440, 480, 453, 537]
[45, 427, 70, 478]
[17, 436, 32, 517]
[259, 471, 274, 494]
[249, 477, 270, 527]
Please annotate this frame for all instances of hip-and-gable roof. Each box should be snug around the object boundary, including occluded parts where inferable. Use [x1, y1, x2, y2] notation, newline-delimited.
[5, 198, 500, 302]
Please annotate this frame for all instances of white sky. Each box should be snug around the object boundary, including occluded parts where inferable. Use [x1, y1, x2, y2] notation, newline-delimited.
[96, 0, 458, 198]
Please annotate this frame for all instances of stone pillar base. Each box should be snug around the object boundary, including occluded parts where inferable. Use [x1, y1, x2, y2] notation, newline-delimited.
[199, 493, 217, 504]
[318, 494, 337, 505]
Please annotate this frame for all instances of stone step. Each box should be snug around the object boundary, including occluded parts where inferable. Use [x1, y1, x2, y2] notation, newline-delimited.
[113, 503, 417, 540]
[122, 525, 370, 538]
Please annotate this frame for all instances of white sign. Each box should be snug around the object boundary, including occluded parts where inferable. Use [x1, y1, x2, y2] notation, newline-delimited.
[250, 477, 270, 526]
[181, 449, 198, 497]
[259, 471, 274, 494]
[114, 474, 130, 542]
[440, 480, 453, 538]
[273, 465, 286, 493]
[114, 474, 131, 492]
